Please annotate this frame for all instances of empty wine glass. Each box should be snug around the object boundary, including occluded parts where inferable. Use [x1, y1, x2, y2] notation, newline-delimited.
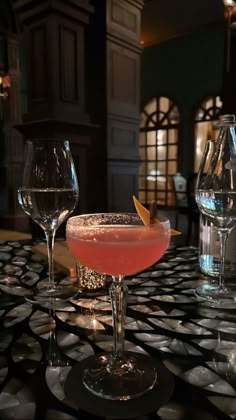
[18, 139, 79, 304]
[195, 138, 220, 299]
[195, 114, 236, 301]
[66, 213, 170, 400]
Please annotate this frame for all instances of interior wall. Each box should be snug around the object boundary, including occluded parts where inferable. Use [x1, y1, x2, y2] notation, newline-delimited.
[140, 22, 225, 177]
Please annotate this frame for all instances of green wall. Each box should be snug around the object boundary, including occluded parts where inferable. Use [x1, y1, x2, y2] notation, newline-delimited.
[141, 22, 225, 176]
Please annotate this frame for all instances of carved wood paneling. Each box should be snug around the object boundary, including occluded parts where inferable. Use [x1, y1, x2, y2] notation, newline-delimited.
[7, 36, 21, 125]
[25, 16, 87, 122]
[8, 130, 24, 163]
[105, 1, 143, 211]
[7, 162, 22, 212]
[107, 41, 140, 117]
[7, 38, 19, 71]
[107, 118, 139, 160]
[0, 34, 24, 227]
[8, 78, 21, 124]
[1, 0, 95, 231]
[12, 0, 94, 26]
[31, 25, 48, 102]
[108, 162, 139, 211]
[111, 51, 136, 102]
[107, 0, 141, 43]
[60, 24, 79, 103]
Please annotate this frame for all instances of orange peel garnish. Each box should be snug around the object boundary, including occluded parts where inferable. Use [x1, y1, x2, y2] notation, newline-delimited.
[133, 195, 181, 236]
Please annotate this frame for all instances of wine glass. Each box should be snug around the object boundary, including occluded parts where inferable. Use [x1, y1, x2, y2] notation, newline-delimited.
[66, 213, 170, 400]
[195, 138, 220, 299]
[195, 114, 236, 301]
[17, 139, 79, 304]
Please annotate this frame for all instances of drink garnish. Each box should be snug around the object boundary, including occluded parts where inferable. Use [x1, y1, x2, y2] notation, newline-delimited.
[133, 195, 181, 236]
[149, 200, 158, 224]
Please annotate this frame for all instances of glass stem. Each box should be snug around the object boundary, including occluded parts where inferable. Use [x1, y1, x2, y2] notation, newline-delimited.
[47, 308, 58, 365]
[218, 229, 229, 290]
[110, 275, 128, 358]
[47, 307, 65, 366]
[45, 229, 56, 290]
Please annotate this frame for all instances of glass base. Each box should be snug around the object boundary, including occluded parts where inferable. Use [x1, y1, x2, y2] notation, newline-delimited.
[195, 283, 221, 300]
[195, 283, 236, 304]
[47, 356, 70, 368]
[25, 277, 78, 306]
[82, 351, 157, 400]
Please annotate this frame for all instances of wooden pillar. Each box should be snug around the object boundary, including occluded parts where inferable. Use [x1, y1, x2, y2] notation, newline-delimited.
[12, 0, 100, 225]
[6, 0, 144, 233]
[13, 0, 94, 123]
[106, 0, 144, 211]
[221, 28, 236, 114]
[220, 3, 236, 114]
[89, 0, 144, 212]
[0, 34, 25, 230]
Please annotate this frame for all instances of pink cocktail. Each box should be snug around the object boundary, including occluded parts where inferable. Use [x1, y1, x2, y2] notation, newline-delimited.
[66, 213, 170, 400]
[67, 223, 169, 276]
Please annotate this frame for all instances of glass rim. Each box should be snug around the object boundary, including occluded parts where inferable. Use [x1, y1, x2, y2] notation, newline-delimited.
[67, 212, 170, 227]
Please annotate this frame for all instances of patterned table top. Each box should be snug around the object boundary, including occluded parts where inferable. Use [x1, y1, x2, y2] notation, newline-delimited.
[0, 239, 236, 420]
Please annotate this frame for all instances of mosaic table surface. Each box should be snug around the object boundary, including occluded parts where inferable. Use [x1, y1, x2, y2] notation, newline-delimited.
[0, 240, 235, 420]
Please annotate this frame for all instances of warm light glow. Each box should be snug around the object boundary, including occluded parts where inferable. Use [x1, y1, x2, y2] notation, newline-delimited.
[223, 0, 235, 17]
[196, 136, 203, 157]
[223, 0, 235, 7]
[1, 75, 10, 88]
[0, 75, 10, 99]
[156, 130, 165, 145]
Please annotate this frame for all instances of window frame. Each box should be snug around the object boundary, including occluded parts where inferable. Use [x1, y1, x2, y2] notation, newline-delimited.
[139, 96, 180, 207]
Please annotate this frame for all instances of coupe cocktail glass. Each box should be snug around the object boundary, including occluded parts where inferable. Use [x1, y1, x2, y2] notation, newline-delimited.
[66, 213, 170, 400]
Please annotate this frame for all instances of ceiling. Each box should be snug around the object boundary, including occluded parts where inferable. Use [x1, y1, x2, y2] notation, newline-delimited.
[140, 0, 226, 47]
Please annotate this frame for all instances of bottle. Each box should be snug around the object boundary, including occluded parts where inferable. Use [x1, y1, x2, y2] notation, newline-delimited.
[173, 172, 187, 204]
[199, 214, 236, 279]
[198, 116, 236, 280]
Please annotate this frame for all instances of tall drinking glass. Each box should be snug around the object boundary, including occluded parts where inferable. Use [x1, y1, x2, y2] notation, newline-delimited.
[66, 213, 170, 400]
[195, 114, 236, 301]
[18, 139, 79, 304]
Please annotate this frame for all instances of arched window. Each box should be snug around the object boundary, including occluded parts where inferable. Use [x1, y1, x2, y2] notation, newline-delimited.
[139, 96, 180, 206]
[194, 96, 222, 172]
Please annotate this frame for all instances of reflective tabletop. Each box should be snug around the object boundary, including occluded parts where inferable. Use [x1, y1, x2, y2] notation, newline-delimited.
[0, 239, 235, 419]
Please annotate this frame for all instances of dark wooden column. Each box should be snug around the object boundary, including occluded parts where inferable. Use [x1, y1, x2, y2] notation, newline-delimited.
[221, 28, 236, 114]
[87, 0, 144, 212]
[220, 4, 236, 114]
[106, 0, 143, 211]
[0, 33, 25, 230]
[7, 0, 143, 233]
[12, 0, 99, 223]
